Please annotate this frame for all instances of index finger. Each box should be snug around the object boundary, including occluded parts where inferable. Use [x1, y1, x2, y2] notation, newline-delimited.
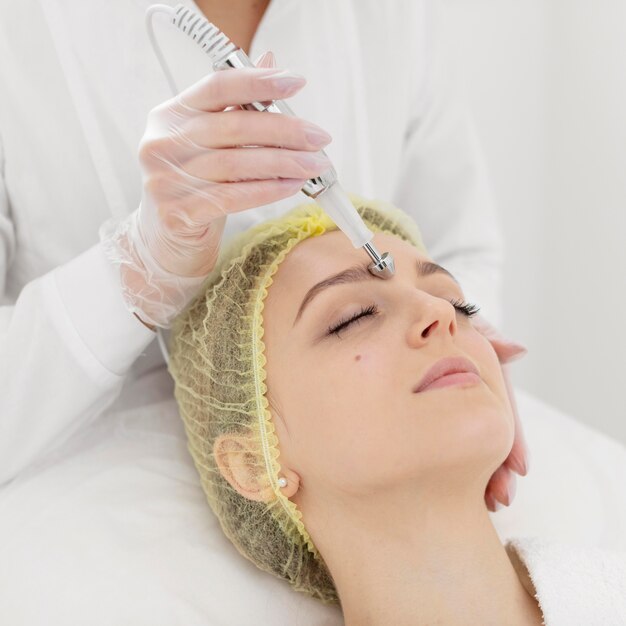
[177, 67, 306, 112]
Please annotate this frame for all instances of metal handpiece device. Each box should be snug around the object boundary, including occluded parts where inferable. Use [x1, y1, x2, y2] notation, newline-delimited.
[146, 4, 395, 279]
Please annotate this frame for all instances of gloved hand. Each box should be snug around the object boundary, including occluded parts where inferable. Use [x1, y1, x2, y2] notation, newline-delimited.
[471, 313, 530, 512]
[99, 50, 333, 329]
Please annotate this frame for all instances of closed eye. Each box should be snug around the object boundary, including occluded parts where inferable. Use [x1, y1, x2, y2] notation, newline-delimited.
[326, 299, 480, 338]
[327, 304, 379, 337]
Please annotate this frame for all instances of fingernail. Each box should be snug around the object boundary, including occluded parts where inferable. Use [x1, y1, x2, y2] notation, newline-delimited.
[259, 70, 307, 94]
[506, 474, 517, 506]
[494, 501, 505, 511]
[296, 152, 331, 169]
[302, 123, 332, 147]
[509, 448, 527, 476]
[264, 51, 276, 67]
[278, 178, 306, 192]
[256, 51, 276, 68]
[505, 342, 529, 362]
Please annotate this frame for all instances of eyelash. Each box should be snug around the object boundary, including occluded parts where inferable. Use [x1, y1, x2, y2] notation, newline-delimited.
[326, 298, 481, 337]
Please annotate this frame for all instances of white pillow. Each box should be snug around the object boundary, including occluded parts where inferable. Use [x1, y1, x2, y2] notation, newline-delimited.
[0, 381, 624, 625]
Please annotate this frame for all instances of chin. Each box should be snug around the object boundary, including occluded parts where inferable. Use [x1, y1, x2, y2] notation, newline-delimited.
[436, 393, 513, 446]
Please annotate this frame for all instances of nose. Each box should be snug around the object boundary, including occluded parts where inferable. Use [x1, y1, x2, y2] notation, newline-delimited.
[406, 294, 458, 347]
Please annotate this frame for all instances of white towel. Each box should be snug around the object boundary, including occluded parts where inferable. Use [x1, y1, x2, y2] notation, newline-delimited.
[505, 536, 626, 625]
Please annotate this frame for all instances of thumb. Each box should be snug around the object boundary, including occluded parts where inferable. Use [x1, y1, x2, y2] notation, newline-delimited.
[253, 50, 276, 68]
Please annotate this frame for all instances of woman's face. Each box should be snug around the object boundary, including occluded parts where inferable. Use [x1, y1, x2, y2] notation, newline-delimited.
[262, 229, 514, 501]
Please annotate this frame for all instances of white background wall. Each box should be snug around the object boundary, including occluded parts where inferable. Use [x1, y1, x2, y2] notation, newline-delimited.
[438, 0, 626, 444]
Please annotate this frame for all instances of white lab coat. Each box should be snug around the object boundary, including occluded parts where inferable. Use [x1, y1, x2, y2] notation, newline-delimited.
[0, 0, 504, 485]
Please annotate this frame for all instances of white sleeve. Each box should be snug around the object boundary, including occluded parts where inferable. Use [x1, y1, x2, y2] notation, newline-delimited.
[0, 132, 156, 486]
[392, 0, 505, 327]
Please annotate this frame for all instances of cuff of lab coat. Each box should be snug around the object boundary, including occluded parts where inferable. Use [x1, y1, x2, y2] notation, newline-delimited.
[50, 242, 156, 379]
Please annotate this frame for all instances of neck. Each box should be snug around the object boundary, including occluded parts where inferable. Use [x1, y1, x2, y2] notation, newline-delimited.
[192, 0, 270, 55]
[304, 485, 543, 626]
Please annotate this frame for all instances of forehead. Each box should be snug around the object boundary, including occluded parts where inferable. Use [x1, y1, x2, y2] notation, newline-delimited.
[264, 230, 429, 306]
[275, 230, 427, 284]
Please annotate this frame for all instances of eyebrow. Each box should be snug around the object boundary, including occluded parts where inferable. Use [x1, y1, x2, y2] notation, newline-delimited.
[292, 258, 459, 327]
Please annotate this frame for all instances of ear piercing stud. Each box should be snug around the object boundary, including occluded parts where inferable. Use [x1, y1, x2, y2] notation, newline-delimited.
[277, 476, 288, 488]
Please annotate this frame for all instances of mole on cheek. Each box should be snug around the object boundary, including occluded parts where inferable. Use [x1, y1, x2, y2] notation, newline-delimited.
[354, 354, 362, 362]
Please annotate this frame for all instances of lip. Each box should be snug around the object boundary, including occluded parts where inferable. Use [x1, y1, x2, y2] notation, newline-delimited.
[412, 356, 481, 394]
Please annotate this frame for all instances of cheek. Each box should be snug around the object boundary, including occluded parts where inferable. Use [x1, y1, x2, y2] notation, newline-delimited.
[309, 346, 395, 443]
[324, 345, 393, 398]
[277, 346, 393, 460]
[470, 332, 510, 405]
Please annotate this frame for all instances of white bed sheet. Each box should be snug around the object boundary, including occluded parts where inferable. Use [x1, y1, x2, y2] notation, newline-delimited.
[1, 377, 624, 625]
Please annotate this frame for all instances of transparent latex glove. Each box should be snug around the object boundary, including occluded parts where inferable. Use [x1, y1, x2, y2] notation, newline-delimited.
[99, 50, 333, 328]
[471, 312, 530, 511]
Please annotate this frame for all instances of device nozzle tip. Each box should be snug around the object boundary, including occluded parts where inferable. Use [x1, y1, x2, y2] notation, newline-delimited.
[368, 251, 395, 279]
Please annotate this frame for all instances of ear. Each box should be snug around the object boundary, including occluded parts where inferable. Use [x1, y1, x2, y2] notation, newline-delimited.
[214, 434, 300, 502]
[214, 435, 270, 502]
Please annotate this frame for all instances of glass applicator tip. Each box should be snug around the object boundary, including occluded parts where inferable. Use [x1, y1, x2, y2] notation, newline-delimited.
[314, 182, 396, 279]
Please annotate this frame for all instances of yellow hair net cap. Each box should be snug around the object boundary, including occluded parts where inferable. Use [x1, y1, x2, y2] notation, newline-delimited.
[167, 192, 428, 604]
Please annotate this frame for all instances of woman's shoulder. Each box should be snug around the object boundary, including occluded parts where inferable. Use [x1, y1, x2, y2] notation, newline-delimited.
[505, 535, 626, 625]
